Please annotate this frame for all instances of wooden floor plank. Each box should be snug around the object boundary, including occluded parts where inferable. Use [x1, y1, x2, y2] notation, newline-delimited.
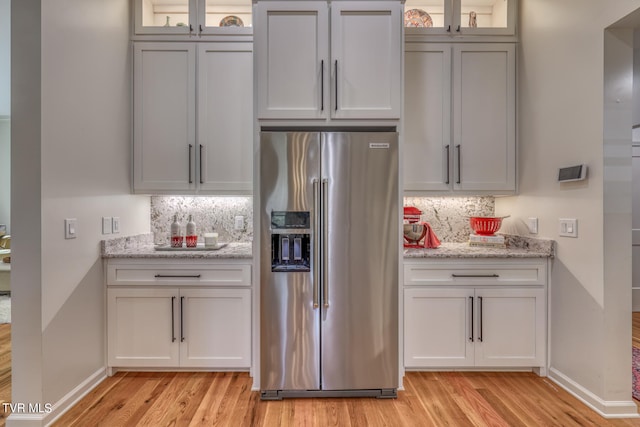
[4, 316, 640, 427]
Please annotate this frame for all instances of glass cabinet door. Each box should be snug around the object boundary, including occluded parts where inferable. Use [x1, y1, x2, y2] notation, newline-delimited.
[136, 0, 195, 34]
[404, 0, 515, 35]
[200, 0, 253, 32]
[135, 0, 252, 35]
[404, 0, 450, 32]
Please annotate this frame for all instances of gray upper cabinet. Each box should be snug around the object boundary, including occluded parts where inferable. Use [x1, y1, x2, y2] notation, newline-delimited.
[404, 43, 516, 194]
[133, 42, 253, 195]
[254, 0, 403, 121]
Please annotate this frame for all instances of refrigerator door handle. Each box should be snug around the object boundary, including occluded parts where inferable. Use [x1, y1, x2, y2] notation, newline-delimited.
[322, 178, 329, 308]
[313, 178, 320, 309]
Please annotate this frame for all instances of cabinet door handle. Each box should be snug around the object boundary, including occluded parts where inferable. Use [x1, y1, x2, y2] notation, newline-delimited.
[455, 144, 461, 184]
[445, 145, 450, 184]
[188, 144, 193, 184]
[199, 144, 204, 184]
[446, 25, 451, 32]
[456, 25, 461, 32]
[478, 296, 483, 342]
[452, 274, 499, 278]
[180, 296, 185, 342]
[171, 296, 176, 342]
[320, 60, 324, 112]
[154, 274, 202, 279]
[469, 296, 474, 342]
[199, 24, 203, 33]
[189, 24, 194, 33]
[334, 60, 338, 112]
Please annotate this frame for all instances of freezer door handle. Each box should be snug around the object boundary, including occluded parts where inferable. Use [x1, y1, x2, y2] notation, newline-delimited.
[313, 179, 320, 309]
[322, 178, 329, 308]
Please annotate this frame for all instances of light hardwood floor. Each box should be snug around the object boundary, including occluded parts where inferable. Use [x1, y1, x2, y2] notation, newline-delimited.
[0, 317, 638, 426]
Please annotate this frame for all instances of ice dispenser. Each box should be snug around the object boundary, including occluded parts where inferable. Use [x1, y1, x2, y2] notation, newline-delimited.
[270, 211, 311, 272]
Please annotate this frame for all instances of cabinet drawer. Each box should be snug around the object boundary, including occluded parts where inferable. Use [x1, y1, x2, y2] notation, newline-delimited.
[107, 263, 251, 287]
[404, 260, 546, 286]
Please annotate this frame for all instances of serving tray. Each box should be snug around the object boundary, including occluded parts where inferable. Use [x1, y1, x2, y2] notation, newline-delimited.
[154, 243, 228, 251]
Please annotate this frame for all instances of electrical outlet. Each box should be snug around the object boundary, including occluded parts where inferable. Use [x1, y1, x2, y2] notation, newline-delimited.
[559, 218, 578, 237]
[112, 217, 120, 234]
[234, 215, 245, 231]
[102, 217, 112, 235]
[527, 217, 538, 234]
[65, 218, 77, 239]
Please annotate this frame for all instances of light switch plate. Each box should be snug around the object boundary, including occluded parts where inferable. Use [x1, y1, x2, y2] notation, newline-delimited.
[559, 218, 578, 237]
[65, 218, 77, 239]
[234, 215, 245, 231]
[102, 217, 112, 235]
[112, 217, 120, 234]
[527, 217, 538, 234]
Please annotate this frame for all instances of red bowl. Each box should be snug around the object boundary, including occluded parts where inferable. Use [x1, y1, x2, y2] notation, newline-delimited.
[470, 217, 504, 236]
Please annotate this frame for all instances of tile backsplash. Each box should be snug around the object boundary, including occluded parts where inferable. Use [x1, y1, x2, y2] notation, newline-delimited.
[403, 197, 494, 242]
[150, 196, 494, 245]
[151, 196, 253, 245]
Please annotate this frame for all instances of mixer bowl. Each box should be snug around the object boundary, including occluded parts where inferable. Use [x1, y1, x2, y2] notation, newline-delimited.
[404, 223, 428, 243]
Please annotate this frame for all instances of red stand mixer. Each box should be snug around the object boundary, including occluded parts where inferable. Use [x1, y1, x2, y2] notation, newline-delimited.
[403, 206, 440, 248]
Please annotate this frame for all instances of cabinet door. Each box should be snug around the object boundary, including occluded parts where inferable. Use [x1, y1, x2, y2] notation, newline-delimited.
[331, 1, 402, 119]
[107, 288, 179, 367]
[134, 0, 195, 35]
[452, 43, 515, 192]
[474, 288, 545, 367]
[133, 43, 196, 193]
[197, 43, 253, 194]
[404, 288, 474, 368]
[404, 44, 452, 192]
[179, 288, 251, 368]
[254, 1, 329, 119]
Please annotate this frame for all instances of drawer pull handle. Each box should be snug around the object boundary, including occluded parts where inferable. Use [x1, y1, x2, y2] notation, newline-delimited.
[180, 296, 185, 342]
[452, 274, 499, 278]
[469, 296, 474, 342]
[478, 296, 483, 342]
[171, 296, 176, 343]
[154, 274, 202, 279]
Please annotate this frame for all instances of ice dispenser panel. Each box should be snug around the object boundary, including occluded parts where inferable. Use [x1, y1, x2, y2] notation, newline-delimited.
[270, 211, 311, 272]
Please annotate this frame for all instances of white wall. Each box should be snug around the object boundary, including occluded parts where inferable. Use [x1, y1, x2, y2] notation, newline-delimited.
[0, 119, 8, 231]
[496, 0, 639, 415]
[10, 0, 150, 424]
[0, 0, 10, 117]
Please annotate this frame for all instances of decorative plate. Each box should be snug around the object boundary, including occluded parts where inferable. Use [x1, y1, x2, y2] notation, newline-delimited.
[404, 9, 433, 27]
[219, 15, 244, 27]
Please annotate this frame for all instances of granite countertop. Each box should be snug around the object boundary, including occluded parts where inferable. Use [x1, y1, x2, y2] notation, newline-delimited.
[403, 235, 554, 259]
[101, 233, 252, 260]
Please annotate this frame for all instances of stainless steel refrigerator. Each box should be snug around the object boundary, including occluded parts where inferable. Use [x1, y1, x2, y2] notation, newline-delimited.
[260, 130, 399, 399]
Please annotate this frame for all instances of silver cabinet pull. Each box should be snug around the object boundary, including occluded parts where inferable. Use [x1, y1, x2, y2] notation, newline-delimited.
[469, 296, 474, 342]
[452, 274, 499, 278]
[312, 179, 320, 309]
[445, 145, 450, 184]
[478, 296, 483, 342]
[320, 60, 324, 112]
[180, 296, 185, 342]
[155, 274, 202, 279]
[455, 144, 461, 184]
[171, 296, 176, 342]
[334, 60, 338, 112]
[322, 178, 329, 308]
[199, 144, 204, 184]
[188, 144, 194, 184]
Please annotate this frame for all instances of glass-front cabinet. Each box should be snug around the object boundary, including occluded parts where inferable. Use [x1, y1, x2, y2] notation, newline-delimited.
[404, 0, 515, 36]
[135, 0, 252, 35]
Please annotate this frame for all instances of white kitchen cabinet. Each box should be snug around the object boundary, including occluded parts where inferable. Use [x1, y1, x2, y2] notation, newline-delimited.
[403, 259, 547, 373]
[404, 43, 515, 194]
[107, 260, 252, 371]
[133, 42, 253, 195]
[254, 0, 402, 120]
[134, 0, 253, 36]
[403, 0, 516, 38]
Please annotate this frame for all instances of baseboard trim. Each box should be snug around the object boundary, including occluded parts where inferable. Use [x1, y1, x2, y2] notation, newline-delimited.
[6, 368, 106, 426]
[548, 367, 639, 418]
